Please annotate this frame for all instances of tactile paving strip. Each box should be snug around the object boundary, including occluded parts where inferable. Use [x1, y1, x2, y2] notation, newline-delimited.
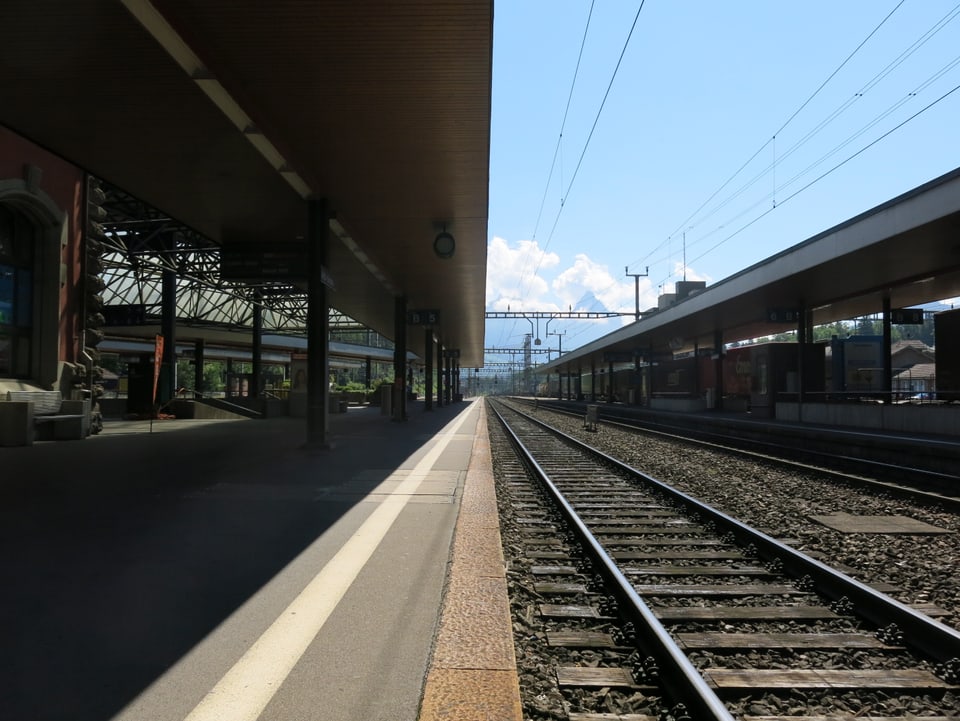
[418, 402, 523, 721]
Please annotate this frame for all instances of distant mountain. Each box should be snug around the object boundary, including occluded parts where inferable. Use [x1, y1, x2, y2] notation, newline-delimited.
[576, 292, 606, 313]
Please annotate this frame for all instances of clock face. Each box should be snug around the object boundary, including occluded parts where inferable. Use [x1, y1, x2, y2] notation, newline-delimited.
[433, 231, 455, 258]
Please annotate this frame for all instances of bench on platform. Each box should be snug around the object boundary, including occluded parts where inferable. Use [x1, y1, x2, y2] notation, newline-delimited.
[0, 390, 89, 446]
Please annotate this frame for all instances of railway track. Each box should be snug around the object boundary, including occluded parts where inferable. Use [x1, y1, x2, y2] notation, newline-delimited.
[523, 398, 960, 506]
[489, 398, 960, 721]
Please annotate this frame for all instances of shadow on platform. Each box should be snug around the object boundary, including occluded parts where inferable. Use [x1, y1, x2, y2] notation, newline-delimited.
[0, 401, 473, 721]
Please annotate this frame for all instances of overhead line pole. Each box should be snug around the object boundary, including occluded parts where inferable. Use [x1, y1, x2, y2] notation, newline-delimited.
[625, 266, 648, 322]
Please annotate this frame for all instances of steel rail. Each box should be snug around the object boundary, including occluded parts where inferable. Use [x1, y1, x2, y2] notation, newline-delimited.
[532, 397, 960, 510]
[502, 399, 960, 665]
[491, 401, 737, 721]
[603, 407, 959, 489]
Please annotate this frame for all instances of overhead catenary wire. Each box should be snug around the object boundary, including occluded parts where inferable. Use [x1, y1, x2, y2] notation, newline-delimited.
[657, 47, 960, 295]
[588, 0, 958, 314]
[498, 1, 595, 350]
[671, 0, 960, 243]
[496, 3, 959, 353]
[502, 2, 645, 349]
[521, 1, 647, 301]
[633, 0, 912, 274]
[507, 0, 894, 341]
[530, 1, 596, 246]
[568, 68, 960, 338]
[683, 80, 960, 274]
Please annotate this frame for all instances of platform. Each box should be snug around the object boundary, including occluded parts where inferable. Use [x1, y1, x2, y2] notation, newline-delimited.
[0, 399, 521, 721]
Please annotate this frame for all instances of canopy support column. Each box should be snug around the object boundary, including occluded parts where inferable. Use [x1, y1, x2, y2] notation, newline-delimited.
[714, 329, 724, 411]
[424, 329, 434, 411]
[193, 339, 205, 399]
[159, 264, 176, 405]
[436, 338, 444, 407]
[882, 296, 893, 402]
[393, 295, 408, 420]
[798, 303, 808, 405]
[306, 198, 330, 448]
[251, 289, 262, 398]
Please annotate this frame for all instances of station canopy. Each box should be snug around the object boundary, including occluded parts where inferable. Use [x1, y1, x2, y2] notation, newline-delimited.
[539, 167, 960, 373]
[0, 0, 492, 366]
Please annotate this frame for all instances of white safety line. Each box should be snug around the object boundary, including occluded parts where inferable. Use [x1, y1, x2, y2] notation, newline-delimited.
[182, 403, 476, 721]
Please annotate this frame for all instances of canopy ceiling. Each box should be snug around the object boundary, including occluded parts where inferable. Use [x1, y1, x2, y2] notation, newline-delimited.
[0, 0, 492, 365]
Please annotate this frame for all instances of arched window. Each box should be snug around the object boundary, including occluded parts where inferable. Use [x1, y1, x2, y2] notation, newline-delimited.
[0, 204, 36, 377]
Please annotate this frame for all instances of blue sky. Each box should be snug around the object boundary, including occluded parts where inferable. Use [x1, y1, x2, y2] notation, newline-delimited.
[485, 1, 960, 356]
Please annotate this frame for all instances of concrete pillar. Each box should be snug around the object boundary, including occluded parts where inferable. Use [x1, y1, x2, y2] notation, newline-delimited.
[424, 329, 433, 411]
[365, 357, 372, 389]
[693, 341, 700, 399]
[159, 265, 176, 405]
[608, 361, 615, 402]
[633, 355, 641, 405]
[798, 303, 808, 405]
[393, 295, 408, 421]
[194, 339, 205, 398]
[590, 361, 596, 402]
[306, 198, 330, 448]
[714, 329, 724, 410]
[436, 339, 444, 407]
[251, 289, 262, 398]
[882, 296, 893, 402]
[444, 351, 450, 404]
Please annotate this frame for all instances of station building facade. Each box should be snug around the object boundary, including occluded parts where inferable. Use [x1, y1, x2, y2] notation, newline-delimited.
[0, 125, 90, 395]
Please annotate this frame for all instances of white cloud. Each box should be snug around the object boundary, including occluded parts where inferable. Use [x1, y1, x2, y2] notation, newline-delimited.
[552, 254, 657, 320]
[485, 241, 727, 348]
[486, 236, 561, 309]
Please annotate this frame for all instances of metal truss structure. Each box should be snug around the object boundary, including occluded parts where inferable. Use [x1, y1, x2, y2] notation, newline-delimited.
[97, 182, 365, 336]
[484, 311, 629, 319]
[94, 183, 635, 362]
[484, 347, 557, 354]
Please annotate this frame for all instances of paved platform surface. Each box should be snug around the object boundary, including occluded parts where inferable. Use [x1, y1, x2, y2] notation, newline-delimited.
[0, 399, 521, 721]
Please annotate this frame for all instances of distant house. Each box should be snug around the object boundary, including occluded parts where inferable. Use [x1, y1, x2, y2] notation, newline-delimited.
[891, 340, 936, 397]
[891, 339, 935, 367]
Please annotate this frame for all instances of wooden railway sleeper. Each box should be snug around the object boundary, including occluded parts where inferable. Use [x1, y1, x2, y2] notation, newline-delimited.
[500, 399, 960, 665]
[493, 401, 738, 721]
[495, 400, 960, 718]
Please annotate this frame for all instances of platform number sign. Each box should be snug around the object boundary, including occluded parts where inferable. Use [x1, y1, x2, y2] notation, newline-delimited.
[891, 308, 924, 324]
[407, 309, 440, 326]
[767, 308, 800, 323]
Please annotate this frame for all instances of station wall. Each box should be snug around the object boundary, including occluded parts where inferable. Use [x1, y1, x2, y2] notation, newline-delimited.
[0, 126, 86, 390]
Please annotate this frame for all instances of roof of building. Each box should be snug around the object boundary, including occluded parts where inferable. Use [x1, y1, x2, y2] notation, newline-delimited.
[891, 339, 936, 360]
[894, 362, 936, 381]
[540, 167, 960, 373]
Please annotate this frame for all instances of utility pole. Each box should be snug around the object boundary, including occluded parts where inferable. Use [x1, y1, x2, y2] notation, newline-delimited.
[625, 266, 649, 322]
[547, 330, 566, 358]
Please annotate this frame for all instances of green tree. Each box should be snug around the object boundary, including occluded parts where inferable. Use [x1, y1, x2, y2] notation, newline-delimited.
[204, 361, 225, 392]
